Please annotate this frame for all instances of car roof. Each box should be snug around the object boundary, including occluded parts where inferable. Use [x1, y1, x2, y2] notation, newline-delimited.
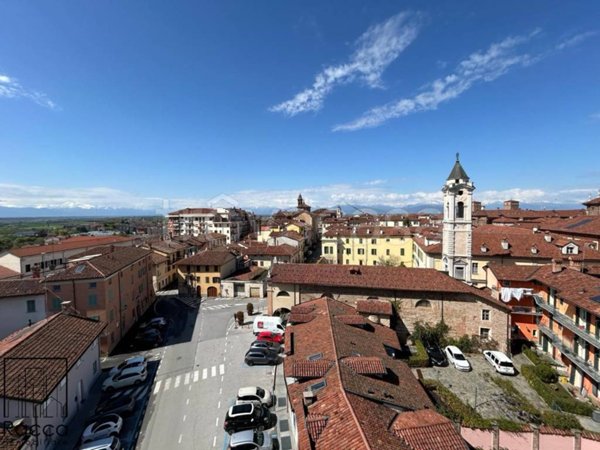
[229, 429, 255, 446]
[124, 355, 146, 364]
[445, 345, 462, 353]
[79, 436, 119, 449]
[486, 350, 511, 361]
[229, 403, 254, 416]
[120, 365, 146, 375]
[238, 386, 259, 397]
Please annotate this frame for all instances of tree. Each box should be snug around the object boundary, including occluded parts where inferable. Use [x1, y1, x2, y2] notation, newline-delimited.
[411, 320, 450, 346]
[377, 256, 402, 267]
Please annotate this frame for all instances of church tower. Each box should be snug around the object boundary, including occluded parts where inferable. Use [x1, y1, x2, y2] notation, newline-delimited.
[442, 154, 475, 282]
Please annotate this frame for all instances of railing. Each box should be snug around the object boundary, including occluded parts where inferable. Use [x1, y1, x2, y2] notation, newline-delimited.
[512, 305, 541, 315]
[533, 295, 600, 350]
[538, 324, 600, 383]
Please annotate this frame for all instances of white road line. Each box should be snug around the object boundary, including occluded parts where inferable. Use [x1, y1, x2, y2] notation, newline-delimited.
[219, 364, 225, 375]
[183, 415, 186, 422]
[164, 378, 171, 391]
[174, 375, 181, 388]
[153, 380, 162, 394]
[189, 385, 192, 391]
[184, 373, 190, 385]
[193, 370, 199, 382]
[219, 387, 222, 394]
[221, 375, 224, 382]
[186, 398, 189, 405]
[213, 436, 217, 447]
[224, 348, 227, 354]
[202, 368, 208, 380]
[215, 417, 219, 426]
[223, 356, 226, 362]
[217, 401, 221, 409]
[178, 434, 182, 444]
[211, 366, 216, 377]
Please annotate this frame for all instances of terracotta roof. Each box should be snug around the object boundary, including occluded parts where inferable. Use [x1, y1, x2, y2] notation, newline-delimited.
[391, 409, 468, 450]
[225, 266, 267, 282]
[0, 313, 105, 403]
[484, 263, 541, 282]
[583, 196, 600, 207]
[356, 299, 393, 316]
[0, 265, 19, 280]
[232, 242, 299, 257]
[177, 249, 237, 266]
[270, 264, 509, 310]
[291, 304, 316, 314]
[151, 253, 169, 265]
[148, 240, 188, 254]
[0, 280, 45, 298]
[269, 230, 304, 241]
[323, 226, 411, 238]
[6, 236, 134, 258]
[336, 315, 368, 326]
[285, 359, 335, 378]
[473, 209, 583, 220]
[288, 312, 316, 324]
[168, 207, 216, 215]
[341, 356, 386, 375]
[46, 247, 151, 281]
[539, 215, 600, 239]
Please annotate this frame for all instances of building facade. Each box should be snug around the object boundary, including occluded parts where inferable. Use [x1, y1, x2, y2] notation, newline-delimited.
[176, 249, 239, 297]
[167, 207, 255, 244]
[0, 280, 47, 340]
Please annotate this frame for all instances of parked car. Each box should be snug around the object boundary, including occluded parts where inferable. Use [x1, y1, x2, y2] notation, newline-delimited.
[425, 344, 448, 367]
[245, 349, 280, 366]
[223, 402, 274, 435]
[483, 350, 516, 375]
[249, 340, 282, 353]
[236, 386, 275, 408]
[81, 414, 123, 443]
[79, 436, 121, 450]
[102, 366, 147, 392]
[94, 395, 135, 417]
[228, 429, 274, 450]
[109, 356, 148, 377]
[139, 317, 167, 330]
[256, 331, 284, 344]
[444, 346, 471, 371]
[133, 328, 162, 348]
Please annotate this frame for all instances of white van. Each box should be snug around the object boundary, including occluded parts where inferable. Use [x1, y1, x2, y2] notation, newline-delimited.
[253, 316, 285, 335]
[483, 350, 515, 375]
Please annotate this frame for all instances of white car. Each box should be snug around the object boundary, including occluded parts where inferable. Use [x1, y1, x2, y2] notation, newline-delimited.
[228, 429, 274, 450]
[102, 366, 147, 391]
[81, 414, 123, 443]
[79, 436, 121, 450]
[444, 346, 471, 371]
[236, 386, 275, 408]
[483, 350, 516, 375]
[109, 356, 147, 377]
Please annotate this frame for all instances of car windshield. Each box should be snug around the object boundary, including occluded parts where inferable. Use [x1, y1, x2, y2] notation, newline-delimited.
[454, 353, 466, 360]
[256, 387, 265, 397]
[500, 361, 514, 368]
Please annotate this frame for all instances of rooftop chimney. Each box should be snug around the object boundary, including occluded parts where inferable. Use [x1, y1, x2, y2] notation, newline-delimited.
[303, 390, 316, 406]
[551, 259, 563, 274]
[544, 233, 552, 243]
[501, 238, 509, 250]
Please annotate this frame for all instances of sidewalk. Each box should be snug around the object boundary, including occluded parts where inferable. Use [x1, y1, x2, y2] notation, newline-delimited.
[273, 360, 294, 450]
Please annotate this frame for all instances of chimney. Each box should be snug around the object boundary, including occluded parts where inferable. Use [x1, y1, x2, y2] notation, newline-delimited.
[501, 238, 509, 250]
[504, 200, 520, 210]
[472, 201, 482, 212]
[544, 233, 552, 243]
[551, 259, 563, 274]
[303, 390, 316, 406]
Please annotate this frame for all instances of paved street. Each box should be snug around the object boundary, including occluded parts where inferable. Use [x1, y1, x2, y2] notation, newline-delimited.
[137, 295, 286, 450]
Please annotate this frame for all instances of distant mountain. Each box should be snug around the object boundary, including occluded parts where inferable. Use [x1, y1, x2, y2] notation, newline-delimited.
[0, 206, 159, 218]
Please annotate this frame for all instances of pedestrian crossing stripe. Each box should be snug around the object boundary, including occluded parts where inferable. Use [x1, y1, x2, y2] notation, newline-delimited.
[152, 365, 224, 394]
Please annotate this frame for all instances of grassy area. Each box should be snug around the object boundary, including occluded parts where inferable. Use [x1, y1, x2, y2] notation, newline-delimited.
[408, 339, 429, 368]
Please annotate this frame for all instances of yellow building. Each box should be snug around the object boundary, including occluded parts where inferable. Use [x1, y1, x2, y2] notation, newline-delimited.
[321, 226, 413, 267]
[176, 249, 238, 297]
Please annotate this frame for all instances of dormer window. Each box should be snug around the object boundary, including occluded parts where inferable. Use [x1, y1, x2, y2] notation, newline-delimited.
[501, 238, 509, 250]
[481, 244, 488, 253]
[531, 245, 538, 254]
[544, 233, 552, 243]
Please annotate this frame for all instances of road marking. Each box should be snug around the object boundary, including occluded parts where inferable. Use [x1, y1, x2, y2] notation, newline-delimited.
[189, 385, 192, 391]
[164, 378, 171, 391]
[224, 348, 226, 354]
[221, 375, 224, 382]
[183, 415, 186, 422]
[215, 417, 219, 426]
[202, 368, 208, 379]
[184, 373, 190, 385]
[178, 434, 182, 444]
[186, 398, 189, 405]
[217, 400, 221, 409]
[219, 364, 225, 375]
[193, 370, 199, 382]
[219, 387, 222, 394]
[211, 366, 216, 377]
[213, 436, 216, 447]
[174, 375, 181, 388]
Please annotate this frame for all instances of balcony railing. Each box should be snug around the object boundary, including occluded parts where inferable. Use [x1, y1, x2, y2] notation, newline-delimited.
[512, 305, 542, 316]
[533, 295, 600, 350]
[538, 323, 600, 383]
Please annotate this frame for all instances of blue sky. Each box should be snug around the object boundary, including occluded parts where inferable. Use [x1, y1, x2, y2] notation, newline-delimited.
[0, 1, 599, 212]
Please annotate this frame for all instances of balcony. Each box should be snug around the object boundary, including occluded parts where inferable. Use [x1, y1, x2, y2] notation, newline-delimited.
[538, 323, 600, 383]
[512, 305, 542, 316]
[533, 295, 600, 350]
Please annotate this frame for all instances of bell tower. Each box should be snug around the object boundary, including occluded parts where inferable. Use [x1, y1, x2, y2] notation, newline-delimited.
[442, 153, 475, 282]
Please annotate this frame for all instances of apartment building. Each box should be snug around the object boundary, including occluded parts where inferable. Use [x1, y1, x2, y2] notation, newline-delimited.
[44, 247, 154, 354]
[0, 280, 46, 339]
[321, 226, 413, 267]
[167, 207, 255, 244]
[176, 248, 238, 297]
[230, 241, 303, 268]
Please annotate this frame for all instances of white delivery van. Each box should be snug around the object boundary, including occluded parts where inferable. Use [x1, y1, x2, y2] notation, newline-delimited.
[253, 316, 285, 335]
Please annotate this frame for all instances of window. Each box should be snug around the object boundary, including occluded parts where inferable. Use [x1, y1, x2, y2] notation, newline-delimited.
[415, 299, 431, 308]
[276, 291, 290, 297]
[480, 328, 490, 340]
[372, 261, 377, 265]
[346, 259, 349, 264]
[25, 264, 31, 272]
[212, 277, 220, 283]
[88, 294, 97, 307]
[371, 249, 377, 255]
[323, 247, 330, 254]
[357, 248, 365, 255]
[456, 201, 465, 218]
[400, 249, 405, 256]
[93, 360, 98, 374]
[359, 260, 363, 265]
[532, 329, 537, 337]
[26, 300, 36, 313]
[566, 246, 574, 254]
[52, 298, 61, 310]
[89, 315, 100, 321]
[52, 285, 61, 292]
[454, 266, 465, 280]
[345, 239, 349, 244]
[205, 277, 210, 283]
[359, 239, 363, 244]
[386, 249, 390, 256]
[371, 239, 376, 244]
[481, 309, 490, 321]
[346, 249, 351, 255]
[308, 353, 323, 361]
[472, 263, 479, 275]
[89, 282, 96, 288]
[310, 380, 327, 392]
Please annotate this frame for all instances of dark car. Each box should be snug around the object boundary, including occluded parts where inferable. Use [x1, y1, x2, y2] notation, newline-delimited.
[245, 348, 279, 366]
[95, 394, 136, 417]
[223, 402, 274, 435]
[249, 340, 282, 353]
[139, 317, 167, 330]
[425, 344, 448, 367]
[133, 328, 162, 348]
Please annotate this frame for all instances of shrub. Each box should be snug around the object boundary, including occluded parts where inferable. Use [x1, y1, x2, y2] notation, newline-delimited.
[412, 321, 450, 346]
[246, 302, 254, 316]
[523, 347, 542, 365]
[521, 365, 594, 416]
[446, 334, 479, 354]
[408, 340, 430, 368]
[541, 410, 582, 430]
[533, 363, 559, 384]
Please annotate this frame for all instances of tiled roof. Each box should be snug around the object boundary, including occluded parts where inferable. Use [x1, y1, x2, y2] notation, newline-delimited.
[232, 241, 299, 257]
[168, 207, 216, 215]
[177, 249, 237, 266]
[0, 280, 45, 298]
[269, 230, 304, 241]
[285, 359, 335, 378]
[305, 414, 328, 443]
[473, 209, 583, 220]
[391, 409, 468, 450]
[0, 265, 20, 280]
[151, 253, 169, 265]
[148, 240, 188, 254]
[341, 356, 386, 375]
[539, 215, 600, 238]
[583, 196, 600, 207]
[270, 264, 509, 310]
[46, 247, 151, 281]
[336, 315, 368, 326]
[356, 299, 393, 316]
[484, 263, 541, 282]
[224, 266, 267, 282]
[7, 236, 134, 257]
[323, 226, 412, 238]
[0, 313, 105, 403]
[288, 312, 316, 324]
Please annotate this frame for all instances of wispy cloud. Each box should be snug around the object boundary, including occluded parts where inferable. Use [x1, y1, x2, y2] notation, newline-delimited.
[0, 73, 57, 109]
[0, 182, 595, 213]
[334, 30, 542, 131]
[269, 12, 421, 116]
[555, 31, 597, 50]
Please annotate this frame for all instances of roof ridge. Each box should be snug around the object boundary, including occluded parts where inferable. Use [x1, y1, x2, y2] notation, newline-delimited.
[324, 299, 371, 449]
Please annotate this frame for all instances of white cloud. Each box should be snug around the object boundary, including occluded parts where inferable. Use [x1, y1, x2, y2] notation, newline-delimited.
[0, 72, 57, 109]
[555, 31, 597, 50]
[333, 31, 541, 131]
[0, 182, 595, 214]
[269, 12, 421, 116]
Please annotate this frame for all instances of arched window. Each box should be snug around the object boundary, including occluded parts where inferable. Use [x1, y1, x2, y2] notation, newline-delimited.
[276, 290, 290, 297]
[415, 299, 431, 308]
[456, 201, 464, 219]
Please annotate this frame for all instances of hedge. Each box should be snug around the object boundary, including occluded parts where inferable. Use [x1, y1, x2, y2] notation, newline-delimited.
[533, 363, 559, 384]
[521, 365, 594, 416]
[408, 339, 430, 368]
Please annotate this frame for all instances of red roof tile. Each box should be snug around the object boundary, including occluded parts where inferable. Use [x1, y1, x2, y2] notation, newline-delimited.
[0, 265, 19, 280]
[0, 280, 45, 298]
[285, 359, 335, 378]
[391, 409, 468, 450]
[341, 356, 386, 375]
[356, 299, 393, 316]
[7, 236, 134, 257]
